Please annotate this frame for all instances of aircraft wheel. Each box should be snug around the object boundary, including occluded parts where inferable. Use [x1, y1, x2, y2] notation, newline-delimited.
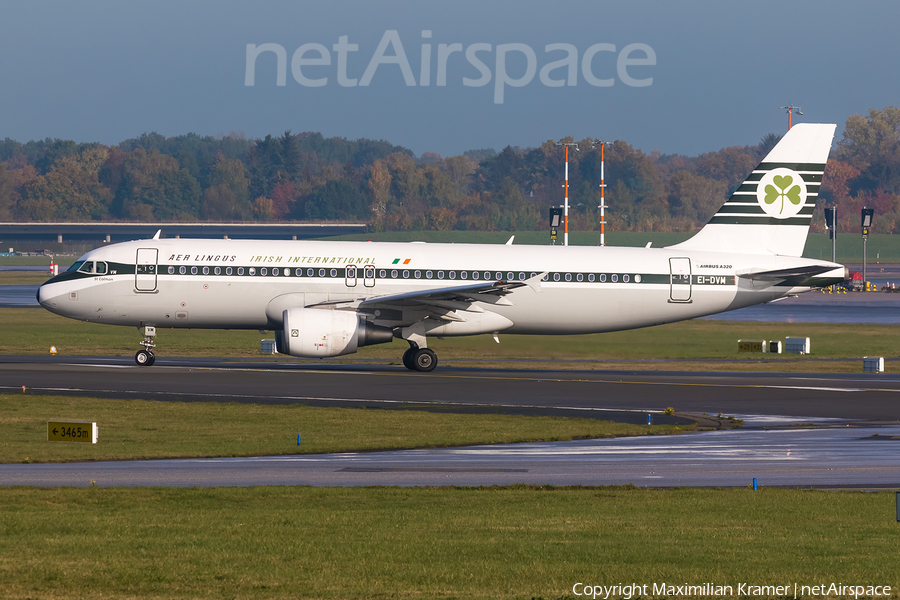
[412, 348, 437, 372]
[135, 350, 153, 366]
[146, 352, 156, 366]
[401, 348, 415, 371]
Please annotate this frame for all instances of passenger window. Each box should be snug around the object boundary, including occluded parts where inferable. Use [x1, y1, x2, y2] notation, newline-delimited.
[202, 267, 209, 275]
[414, 270, 421, 279]
[437, 271, 444, 279]
[168, 266, 175, 275]
[226, 267, 232, 275]
[214, 267, 221, 275]
[449, 271, 456, 279]
[599, 274, 607, 282]
[611, 274, 618, 282]
[260, 268, 267, 276]
[391, 270, 398, 278]
[623, 274, 630, 283]
[191, 267, 198, 275]
[238, 267, 245, 275]
[461, 271, 468, 280]
[577, 274, 583, 282]
[402, 270, 409, 278]
[553, 273, 560, 282]
[179, 266, 187, 275]
[565, 273, 572, 282]
[426, 270, 433, 279]
[307, 269, 314, 277]
[330, 269, 337, 277]
[319, 269, 325, 277]
[588, 274, 595, 282]
[273, 268, 279, 276]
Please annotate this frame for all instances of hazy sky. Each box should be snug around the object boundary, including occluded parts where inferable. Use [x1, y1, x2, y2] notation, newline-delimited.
[2, 0, 898, 157]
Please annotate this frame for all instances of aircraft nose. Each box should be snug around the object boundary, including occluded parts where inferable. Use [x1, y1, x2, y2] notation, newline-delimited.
[37, 282, 59, 309]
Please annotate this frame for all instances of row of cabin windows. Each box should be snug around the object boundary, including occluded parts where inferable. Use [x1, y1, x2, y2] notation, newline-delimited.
[162, 265, 642, 283]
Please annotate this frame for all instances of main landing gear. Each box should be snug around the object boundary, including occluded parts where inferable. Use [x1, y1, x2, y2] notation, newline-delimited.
[135, 325, 156, 366]
[401, 341, 437, 372]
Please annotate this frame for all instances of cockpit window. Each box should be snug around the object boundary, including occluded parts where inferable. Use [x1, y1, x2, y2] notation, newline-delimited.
[68, 261, 85, 273]
[76, 261, 108, 275]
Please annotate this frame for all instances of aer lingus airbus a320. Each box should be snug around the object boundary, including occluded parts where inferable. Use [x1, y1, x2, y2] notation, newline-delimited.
[38, 123, 845, 371]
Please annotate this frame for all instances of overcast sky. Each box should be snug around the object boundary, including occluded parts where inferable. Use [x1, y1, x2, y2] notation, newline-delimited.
[2, 0, 898, 157]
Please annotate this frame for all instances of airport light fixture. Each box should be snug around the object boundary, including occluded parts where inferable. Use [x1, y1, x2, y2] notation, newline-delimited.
[862, 207, 874, 289]
[824, 206, 836, 264]
[780, 104, 803, 130]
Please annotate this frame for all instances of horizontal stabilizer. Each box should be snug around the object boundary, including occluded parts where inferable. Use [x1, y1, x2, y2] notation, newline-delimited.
[737, 265, 847, 287]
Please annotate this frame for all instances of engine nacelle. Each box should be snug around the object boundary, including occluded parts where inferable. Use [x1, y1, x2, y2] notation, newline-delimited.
[277, 307, 393, 358]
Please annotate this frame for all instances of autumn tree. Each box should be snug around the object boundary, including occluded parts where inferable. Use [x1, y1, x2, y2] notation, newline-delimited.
[839, 106, 900, 193]
[117, 148, 201, 220]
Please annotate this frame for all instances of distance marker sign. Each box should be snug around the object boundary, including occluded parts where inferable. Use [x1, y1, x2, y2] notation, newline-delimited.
[47, 421, 98, 444]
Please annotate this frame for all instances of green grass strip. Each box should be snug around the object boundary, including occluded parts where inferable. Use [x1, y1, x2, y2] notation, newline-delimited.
[1, 395, 684, 464]
[2, 307, 898, 369]
[0, 486, 896, 599]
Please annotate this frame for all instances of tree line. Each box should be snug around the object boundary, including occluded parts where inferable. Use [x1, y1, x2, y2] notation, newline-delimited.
[0, 107, 898, 234]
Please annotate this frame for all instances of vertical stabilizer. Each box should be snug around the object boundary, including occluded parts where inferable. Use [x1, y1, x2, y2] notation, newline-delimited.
[670, 123, 836, 256]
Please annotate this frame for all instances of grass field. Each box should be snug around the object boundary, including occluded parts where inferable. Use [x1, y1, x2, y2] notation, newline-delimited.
[0, 308, 895, 372]
[0, 486, 895, 599]
[0, 395, 684, 464]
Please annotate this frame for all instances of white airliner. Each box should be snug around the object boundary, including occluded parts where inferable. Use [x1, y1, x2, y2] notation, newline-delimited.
[38, 124, 845, 371]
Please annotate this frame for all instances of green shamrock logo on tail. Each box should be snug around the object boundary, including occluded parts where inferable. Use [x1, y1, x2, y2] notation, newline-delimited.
[764, 175, 802, 214]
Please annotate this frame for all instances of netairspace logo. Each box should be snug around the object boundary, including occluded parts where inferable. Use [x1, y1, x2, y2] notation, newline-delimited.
[245, 30, 656, 104]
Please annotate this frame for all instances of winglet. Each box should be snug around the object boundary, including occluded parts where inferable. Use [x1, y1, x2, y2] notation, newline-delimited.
[152, 230, 161, 240]
[505, 236, 515, 245]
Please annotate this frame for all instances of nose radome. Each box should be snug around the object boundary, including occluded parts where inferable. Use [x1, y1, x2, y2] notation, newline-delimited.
[37, 283, 58, 309]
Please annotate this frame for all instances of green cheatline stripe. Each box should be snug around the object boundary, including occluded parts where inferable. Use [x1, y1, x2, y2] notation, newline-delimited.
[708, 216, 811, 225]
[735, 183, 758, 192]
[756, 162, 826, 171]
[745, 172, 824, 182]
[727, 191, 819, 203]
[716, 205, 815, 215]
[43, 267, 740, 288]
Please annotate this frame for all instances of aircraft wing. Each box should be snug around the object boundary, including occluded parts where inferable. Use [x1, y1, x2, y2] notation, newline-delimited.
[308, 273, 545, 313]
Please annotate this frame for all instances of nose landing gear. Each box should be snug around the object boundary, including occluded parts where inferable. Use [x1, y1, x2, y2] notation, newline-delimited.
[135, 325, 156, 366]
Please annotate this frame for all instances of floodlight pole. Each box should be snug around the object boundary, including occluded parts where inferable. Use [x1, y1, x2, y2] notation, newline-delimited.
[557, 141, 579, 247]
[565, 144, 570, 247]
[780, 104, 803, 130]
[598, 141, 609, 246]
[861, 207, 874, 291]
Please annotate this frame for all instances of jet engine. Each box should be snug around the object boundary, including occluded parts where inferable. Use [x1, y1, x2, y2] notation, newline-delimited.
[276, 307, 394, 358]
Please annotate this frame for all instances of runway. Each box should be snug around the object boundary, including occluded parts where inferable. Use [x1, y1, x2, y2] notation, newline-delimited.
[2, 356, 899, 488]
